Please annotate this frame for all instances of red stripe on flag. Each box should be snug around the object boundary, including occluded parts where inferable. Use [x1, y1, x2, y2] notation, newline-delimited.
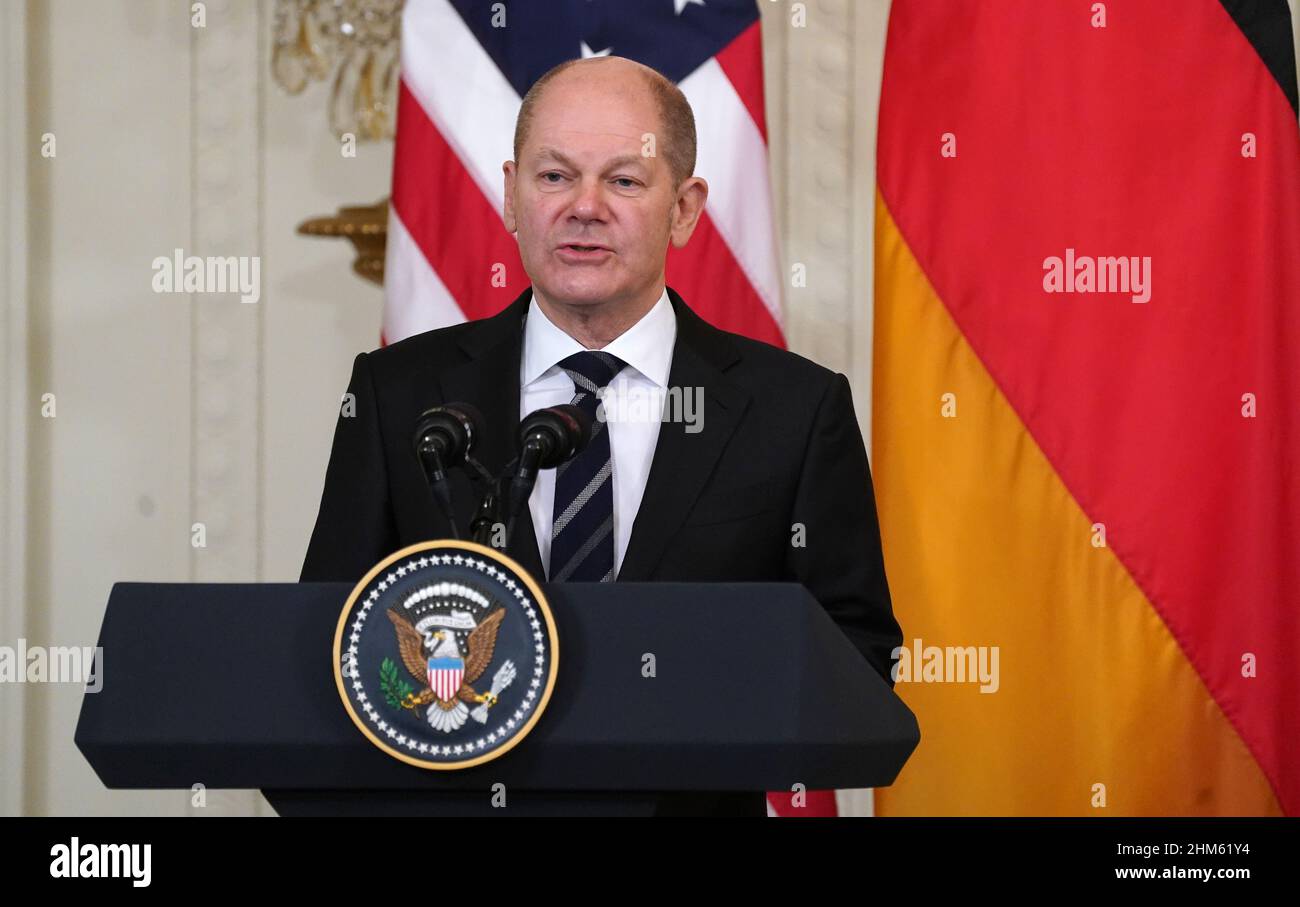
[391, 79, 528, 320]
[666, 210, 784, 348]
[715, 21, 768, 141]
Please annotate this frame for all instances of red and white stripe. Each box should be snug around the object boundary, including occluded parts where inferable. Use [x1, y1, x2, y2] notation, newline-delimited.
[429, 665, 464, 702]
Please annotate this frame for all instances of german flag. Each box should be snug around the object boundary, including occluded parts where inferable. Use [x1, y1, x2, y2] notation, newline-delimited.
[873, 1, 1299, 815]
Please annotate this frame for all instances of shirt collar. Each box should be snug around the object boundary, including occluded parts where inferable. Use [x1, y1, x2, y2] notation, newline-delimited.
[521, 287, 676, 388]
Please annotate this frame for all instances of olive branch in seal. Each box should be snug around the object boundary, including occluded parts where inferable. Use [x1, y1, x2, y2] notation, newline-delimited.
[379, 657, 415, 710]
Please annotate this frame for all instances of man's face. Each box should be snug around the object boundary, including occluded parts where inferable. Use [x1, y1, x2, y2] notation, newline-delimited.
[504, 65, 697, 311]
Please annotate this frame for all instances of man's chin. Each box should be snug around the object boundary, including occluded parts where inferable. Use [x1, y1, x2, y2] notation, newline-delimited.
[536, 278, 625, 308]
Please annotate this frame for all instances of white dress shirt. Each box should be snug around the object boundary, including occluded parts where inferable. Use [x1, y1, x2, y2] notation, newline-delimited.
[520, 287, 677, 579]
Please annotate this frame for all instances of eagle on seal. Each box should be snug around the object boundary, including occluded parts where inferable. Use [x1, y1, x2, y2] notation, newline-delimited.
[386, 607, 514, 733]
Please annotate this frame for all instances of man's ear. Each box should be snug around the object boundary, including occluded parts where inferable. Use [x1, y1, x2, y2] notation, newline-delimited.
[669, 176, 708, 249]
[502, 160, 518, 233]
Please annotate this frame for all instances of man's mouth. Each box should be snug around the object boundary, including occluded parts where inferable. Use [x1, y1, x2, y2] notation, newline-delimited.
[556, 243, 613, 263]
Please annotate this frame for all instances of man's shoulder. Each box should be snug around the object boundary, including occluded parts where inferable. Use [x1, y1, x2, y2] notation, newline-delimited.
[728, 330, 836, 378]
[667, 287, 841, 397]
[360, 320, 483, 378]
[362, 292, 529, 381]
[707, 323, 843, 399]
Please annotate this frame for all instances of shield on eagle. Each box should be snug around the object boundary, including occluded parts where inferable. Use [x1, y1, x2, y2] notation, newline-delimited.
[427, 656, 464, 701]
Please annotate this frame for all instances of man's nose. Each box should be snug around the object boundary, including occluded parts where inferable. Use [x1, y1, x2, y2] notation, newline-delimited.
[569, 177, 608, 222]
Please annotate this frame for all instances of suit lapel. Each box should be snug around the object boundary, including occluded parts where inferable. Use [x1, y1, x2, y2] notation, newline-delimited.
[437, 287, 546, 579]
[616, 288, 751, 581]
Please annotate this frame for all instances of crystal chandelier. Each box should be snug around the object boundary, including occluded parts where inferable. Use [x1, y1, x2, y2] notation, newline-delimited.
[272, 0, 403, 141]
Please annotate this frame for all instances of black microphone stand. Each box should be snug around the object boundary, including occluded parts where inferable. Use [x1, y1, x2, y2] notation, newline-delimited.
[415, 444, 459, 539]
[465, 455, 506, 548]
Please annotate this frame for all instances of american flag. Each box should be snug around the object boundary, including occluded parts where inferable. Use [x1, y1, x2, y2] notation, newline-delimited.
[385, 0, 839, 817]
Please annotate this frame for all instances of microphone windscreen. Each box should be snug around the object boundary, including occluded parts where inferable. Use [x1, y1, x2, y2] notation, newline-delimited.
[551, 403, 592, 451]
[413, 403, 478, 466]
[518, 404, 592, 468]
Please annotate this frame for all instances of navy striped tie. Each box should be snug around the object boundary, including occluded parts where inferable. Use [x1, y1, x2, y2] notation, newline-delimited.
[549, 350, 627, 582]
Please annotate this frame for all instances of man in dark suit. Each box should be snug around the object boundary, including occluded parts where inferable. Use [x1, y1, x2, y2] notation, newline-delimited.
[301, 55, 901, 816]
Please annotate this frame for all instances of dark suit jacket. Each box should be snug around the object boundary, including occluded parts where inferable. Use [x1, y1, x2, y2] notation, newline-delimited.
[300, 286, 902, 816]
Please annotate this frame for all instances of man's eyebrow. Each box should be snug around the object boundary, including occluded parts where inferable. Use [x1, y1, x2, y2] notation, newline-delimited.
[533, 147, 650, 172]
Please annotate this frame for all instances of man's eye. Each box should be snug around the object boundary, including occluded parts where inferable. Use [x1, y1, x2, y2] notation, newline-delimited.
[613, 178, 638, 188]
[541, 172, 565, 183]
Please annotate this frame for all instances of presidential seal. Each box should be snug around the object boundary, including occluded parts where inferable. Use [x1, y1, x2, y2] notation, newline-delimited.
[332, 540, 558, 770]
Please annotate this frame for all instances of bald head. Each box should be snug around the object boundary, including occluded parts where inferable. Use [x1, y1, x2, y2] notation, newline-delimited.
[513, 56, 697, 187]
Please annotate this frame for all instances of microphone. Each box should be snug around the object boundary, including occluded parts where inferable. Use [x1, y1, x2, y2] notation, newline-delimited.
[520, 404, 591, 469]
[412, 403, 485, 539]
[506, 405, 592, 545]
[413, 403, 482, 466]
